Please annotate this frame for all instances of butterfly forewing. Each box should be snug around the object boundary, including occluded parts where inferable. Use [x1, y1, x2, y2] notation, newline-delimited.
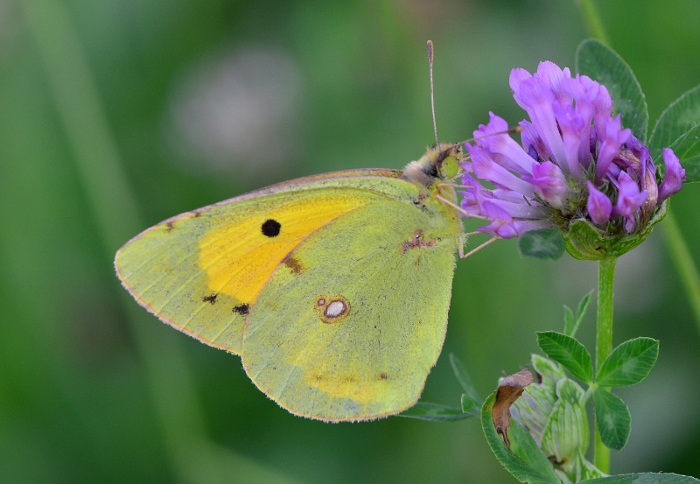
[115, 170, 410, 356]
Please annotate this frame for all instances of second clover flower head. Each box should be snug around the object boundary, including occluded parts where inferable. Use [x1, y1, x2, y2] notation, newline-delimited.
[459, 62, 686, 259]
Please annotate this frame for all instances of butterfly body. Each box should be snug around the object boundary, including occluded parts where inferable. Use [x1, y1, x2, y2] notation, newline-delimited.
[115, 144, 463, 421]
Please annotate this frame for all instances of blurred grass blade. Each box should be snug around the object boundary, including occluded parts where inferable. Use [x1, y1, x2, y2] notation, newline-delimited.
[581, 473, 700, 483]
[663, 212, 700, 338]
[449, 353, 482, 409]
[17, 2, 276, 483]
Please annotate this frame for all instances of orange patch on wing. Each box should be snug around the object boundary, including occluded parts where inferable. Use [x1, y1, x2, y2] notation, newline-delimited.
[197, 193, 366, 304]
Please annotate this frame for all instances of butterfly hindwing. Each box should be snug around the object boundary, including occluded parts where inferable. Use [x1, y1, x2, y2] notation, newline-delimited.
[242, 182, 461, 421]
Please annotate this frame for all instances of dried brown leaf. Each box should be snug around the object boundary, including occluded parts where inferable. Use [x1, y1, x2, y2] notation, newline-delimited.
[492, 368, 534, 448]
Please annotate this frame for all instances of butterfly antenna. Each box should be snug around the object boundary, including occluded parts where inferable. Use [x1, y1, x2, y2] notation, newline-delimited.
[427, 40, 439, 146]
[459, 125, 523, 147]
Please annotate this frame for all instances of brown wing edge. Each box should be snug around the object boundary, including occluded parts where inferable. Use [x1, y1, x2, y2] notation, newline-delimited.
[115, 169, 402, 251]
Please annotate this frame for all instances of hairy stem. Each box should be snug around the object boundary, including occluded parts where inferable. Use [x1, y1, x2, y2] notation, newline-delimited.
[594, 256, 616, 473]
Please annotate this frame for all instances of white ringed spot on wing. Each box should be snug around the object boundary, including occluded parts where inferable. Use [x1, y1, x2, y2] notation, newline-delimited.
[313, 295, 350, 324]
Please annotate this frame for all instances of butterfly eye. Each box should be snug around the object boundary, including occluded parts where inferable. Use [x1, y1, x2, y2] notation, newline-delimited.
[441, 155, 459, 179]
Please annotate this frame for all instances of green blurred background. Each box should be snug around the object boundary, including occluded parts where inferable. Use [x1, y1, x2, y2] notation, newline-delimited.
[1, 0, 699, 482]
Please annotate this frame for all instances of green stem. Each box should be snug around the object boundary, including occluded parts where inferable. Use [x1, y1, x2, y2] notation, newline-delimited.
[596, 257, 616, 372]
[594, 256, 617, 473]
[575, 0, 616, 471]
[577, 0, 610, 45]
[663, 210, 700, 337]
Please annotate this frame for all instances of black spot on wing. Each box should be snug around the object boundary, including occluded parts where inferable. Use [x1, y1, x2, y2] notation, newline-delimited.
[203, 293, 218, 304]
[233, 304, 250, 315]
[261, 219, 281, 237]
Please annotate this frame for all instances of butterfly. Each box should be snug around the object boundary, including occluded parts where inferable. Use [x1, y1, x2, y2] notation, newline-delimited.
[114, 141, 467, 422]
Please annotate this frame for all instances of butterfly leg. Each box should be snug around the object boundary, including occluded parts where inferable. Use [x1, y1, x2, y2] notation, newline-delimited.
[459, 234, 500, 259]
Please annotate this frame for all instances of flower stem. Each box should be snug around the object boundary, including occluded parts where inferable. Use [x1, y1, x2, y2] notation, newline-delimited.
[594, 256, 617, 473]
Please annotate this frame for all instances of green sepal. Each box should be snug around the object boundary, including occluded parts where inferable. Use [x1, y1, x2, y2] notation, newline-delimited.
[563, 200, 667, 260]
[531, 355, 567, 391]
[540, 379, 589, 473]
[541, 379, 600, 482]
[510, 357, 606, 482]
[510, 355, 566, 447]
[511, 376, 558, 447]
[564, 452, 607, 482]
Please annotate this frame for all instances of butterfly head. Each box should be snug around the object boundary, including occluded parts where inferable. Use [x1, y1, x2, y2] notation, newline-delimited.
[401, 142, 463, 188]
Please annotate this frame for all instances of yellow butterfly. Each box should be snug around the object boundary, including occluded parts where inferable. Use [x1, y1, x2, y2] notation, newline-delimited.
[116, 40, 471, 422]
[115, 142, 465, 422]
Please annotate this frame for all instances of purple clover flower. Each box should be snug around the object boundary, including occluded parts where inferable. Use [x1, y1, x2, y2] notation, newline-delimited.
[460, 61, 686, 252]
